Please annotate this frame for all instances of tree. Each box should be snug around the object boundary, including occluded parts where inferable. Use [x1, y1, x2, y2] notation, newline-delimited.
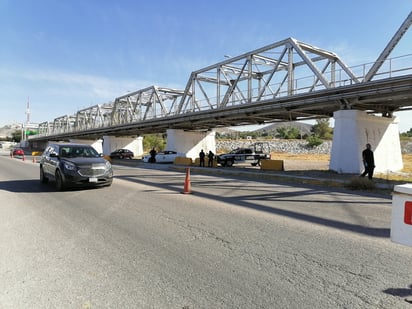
[11, 130, 22, 142]
[276, 126, 301, 139]
[400, 128, 412, 138]
[143, 134, 165, 152]
[311, 119, 333, 139]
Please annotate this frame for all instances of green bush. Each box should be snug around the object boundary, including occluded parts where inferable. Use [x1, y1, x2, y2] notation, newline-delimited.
[143, 134, 166, 152]
[311, 118, 333, 139]
[276, 126, 301, 139]
[306, 135, 323, 147]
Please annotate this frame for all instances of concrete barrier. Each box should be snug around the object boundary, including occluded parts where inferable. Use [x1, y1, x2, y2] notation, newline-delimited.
[391, 184, 412, 247]
[193, 158, 217, 167]
[173, 157, 193, 166]
[260, 159, 284, 171]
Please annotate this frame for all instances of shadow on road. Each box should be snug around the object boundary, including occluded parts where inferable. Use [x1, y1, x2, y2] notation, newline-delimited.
[115, 171, 391, 238]
[0, 179, 56, 193]
[383, 284, 412, 304]
[0, 179, 100, 193]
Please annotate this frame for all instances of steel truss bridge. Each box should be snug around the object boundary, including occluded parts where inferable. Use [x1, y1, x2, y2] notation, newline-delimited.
[31, 13, 412, 141]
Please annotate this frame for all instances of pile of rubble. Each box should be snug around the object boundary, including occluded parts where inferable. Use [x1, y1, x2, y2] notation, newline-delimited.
[216, 140, 332, 155]
[217, 139, 412, 154]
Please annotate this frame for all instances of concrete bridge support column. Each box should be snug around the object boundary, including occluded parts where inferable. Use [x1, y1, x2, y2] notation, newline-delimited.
[330, 110, 403, 174]
[165, 129, 216, 160]
[69, 138, 104, 153]
[102, 136, 143, 157]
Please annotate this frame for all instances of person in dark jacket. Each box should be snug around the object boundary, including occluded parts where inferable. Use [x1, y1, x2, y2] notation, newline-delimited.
[199, 149, 205, 167]
[360, 143, 375, 180]
[149, 148, 157, 163]
[207, 151, 214, 167]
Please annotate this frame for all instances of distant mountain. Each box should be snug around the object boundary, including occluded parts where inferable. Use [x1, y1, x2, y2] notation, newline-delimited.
[0, 124, 20, 138]
[253, 122, 313, 134]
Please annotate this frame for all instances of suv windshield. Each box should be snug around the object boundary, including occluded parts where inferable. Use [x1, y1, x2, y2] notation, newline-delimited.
[59, 146, 99, 158]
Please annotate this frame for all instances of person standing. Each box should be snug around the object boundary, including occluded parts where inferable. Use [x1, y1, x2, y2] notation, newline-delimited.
[360, 143, 375, 180]
[149, 147, 157, 163]
[199, 149, 205, 167]
[207, 150, 214, 167]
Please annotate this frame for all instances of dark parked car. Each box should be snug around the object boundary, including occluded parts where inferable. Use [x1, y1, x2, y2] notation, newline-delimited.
[109, 148, 134, 159]
[216, 142, 270, 167]
[12, 148, 25, 156]
[39, 143, 113, 191]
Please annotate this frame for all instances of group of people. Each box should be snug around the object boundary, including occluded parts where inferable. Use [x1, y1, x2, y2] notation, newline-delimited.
[148, 147, 215, 167]
[199, 149, 214, 167]
[149, 144, 376, 178]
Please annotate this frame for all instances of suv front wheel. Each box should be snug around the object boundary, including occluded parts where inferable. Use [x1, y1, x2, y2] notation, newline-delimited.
[40, 166, 49, 184]
[55, 170, 65, 191]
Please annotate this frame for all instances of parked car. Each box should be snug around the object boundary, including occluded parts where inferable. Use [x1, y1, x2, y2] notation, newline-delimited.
[142, 150, 184, 163]
[12, 148, 25, 156]
[216, 142, 271, 167]
[109, 148, 134, 159]
[39, 143, 113, 191]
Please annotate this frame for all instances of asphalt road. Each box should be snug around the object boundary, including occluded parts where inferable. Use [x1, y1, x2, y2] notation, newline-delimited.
[1, 154, 412, 308]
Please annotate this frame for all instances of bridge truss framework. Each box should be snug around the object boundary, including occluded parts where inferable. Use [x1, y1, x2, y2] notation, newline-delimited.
[34, 12, 412, 140]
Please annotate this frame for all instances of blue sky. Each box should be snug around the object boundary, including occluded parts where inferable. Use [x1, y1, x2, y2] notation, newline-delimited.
[1, 0, 411, 132]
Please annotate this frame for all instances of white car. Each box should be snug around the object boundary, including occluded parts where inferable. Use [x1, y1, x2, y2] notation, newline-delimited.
[142, 150, 185, 163]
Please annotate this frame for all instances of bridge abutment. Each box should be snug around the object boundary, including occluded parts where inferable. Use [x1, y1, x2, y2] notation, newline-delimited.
[102, 136, 143, 157]
[330, 110, 403, 174]
[68, 139, 105, 154]
[166, 129, 216, 160]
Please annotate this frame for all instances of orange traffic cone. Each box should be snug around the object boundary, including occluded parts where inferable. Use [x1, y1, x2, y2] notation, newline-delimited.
[182, 167, 192, 194]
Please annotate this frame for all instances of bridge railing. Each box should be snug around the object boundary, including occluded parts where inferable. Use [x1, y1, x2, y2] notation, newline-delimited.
[336, 53, 412, 86]
[187, 53, 412, 110]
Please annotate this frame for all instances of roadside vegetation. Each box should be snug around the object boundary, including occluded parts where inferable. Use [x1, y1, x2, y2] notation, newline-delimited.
[216, 118, 334, 147]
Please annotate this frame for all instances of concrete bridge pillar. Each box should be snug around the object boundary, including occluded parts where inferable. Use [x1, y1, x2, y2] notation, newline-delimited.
[165, 129, 216, 160]
[68, 138, 104, 153]
[330, 110, 403, 174]
[102, 136, 143, 157]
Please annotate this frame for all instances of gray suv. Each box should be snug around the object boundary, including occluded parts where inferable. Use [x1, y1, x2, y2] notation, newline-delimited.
[40, 142, 113, 191]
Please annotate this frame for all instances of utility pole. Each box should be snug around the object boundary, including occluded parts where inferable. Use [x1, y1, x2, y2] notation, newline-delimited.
[26, 97, 30, 125]
[22, 97, 30, 142]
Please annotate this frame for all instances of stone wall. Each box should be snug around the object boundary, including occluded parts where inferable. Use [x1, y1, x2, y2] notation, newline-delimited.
[216, 139, 412, 154]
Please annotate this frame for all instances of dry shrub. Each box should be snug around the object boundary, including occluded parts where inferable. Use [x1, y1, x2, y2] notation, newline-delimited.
[270, 152, 330, 161]
[344, 177, 376, 190]
[402, 154, 412, 173]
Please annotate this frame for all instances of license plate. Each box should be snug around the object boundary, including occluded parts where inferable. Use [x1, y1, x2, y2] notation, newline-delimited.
[89, 177, 98, 183]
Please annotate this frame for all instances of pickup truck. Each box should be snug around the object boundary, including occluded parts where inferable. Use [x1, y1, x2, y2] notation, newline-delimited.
[216, 142, 270, 167]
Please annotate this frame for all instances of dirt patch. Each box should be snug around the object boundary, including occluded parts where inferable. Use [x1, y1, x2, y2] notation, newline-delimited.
[270, 152, 330, 171]
[282, 159, 329, 171]
[270, 152, 330, 161]
[268, 152, 412, 182]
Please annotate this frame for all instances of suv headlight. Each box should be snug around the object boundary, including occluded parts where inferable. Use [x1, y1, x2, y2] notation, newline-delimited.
[105, 161, 112, 170]
[63, 161, 76, 171]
